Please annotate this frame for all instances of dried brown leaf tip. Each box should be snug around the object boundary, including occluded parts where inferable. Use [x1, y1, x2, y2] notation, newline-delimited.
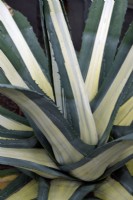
[4, 2, 14, 15]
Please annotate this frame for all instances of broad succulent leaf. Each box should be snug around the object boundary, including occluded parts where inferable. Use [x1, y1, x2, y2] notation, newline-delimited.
[44, 0, 98, 145]
[0, 0, 132, 199]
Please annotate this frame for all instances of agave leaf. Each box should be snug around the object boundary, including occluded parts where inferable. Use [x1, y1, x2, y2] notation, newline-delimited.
[100, 153, 133, 181]
[69, 184, 96, 200]
[112, 125, 133, 139]
[0, 114, 32, 131]
[0, 147, 68, 179]
[105, 145, 133, 168]
[94, 177, 133, 200]
[84, 198, 100, 200]
[85, 0, 115, 101]
[45, 9, 79, 131]
[0, 136, 37, 148]
[79, 0, 104, 80]
[0, 1, 54, 99]
[0, 106, 36, 144]
[93, 45, 133, 140]
[50, 43, 64, 114]
[61, 134, 133, 181]
[0, 22, 44, 94]
[112, 166, 133, 195]
[0, 50, 29, 89]
[6, 180, 38, 200]
[0, 127, 33, 139]
[91, 22, 133, 140]
[72, 142, 133, 181]
[0, 85, 85, 164]
[114, 97, 133, 126]
[126, 160, 133, 176]
[39, 0, 51, 56]
[0, 173, 31, 199]
[0, 106, 29, 125]
[38, 177, 49, 200]
[92, 21, 133, 111]
[44, 0, 98, 145]
[48, 179, 81, 200]
[0, 68, 10, 85]
[99, 0, 127, 86]
[13, 10, 51, 81]
[0, 106, 32, 131]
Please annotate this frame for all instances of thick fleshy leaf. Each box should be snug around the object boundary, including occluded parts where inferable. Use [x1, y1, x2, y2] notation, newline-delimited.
[0, 50, 28, 89]
[48, 179, 81, 200]
[39, 0, 51, 54]
[93, 45, 133, 140]
[79, 0, 104, 80]
[7, 180, 38, 200]
[92, 21, 133, 111]
[0, 1, 54, 99]
[0, 115, 32, 131]
[50, 43, 64, 114]
[85, 0, 115, 101]
[61, 135, 133, 181]
[0, 136, 37, 148]
[84, 198, 100, 200]
[114, 97, 133, 126]
[38, 177, 49, 200]
[112, 166, 133, 195]
[0, 86, 84, 164]
[99, 0, 127, 86]
[0, 147, 69, 179]
[69, 184, 96, 200]
[0, 127, 33, 140]
[44, 0, 98, 145]
[126, 160, 133, 176]
[94, 177, 133, 200]
[0, 173, 31, 199]
[112, 125, 133, 139]
[0, 66, 10, 84]
[0, 106, 32, 131]
[90, 20, 133, 143]
[13, 10, 51, 82]
[0, 22, 43, 94]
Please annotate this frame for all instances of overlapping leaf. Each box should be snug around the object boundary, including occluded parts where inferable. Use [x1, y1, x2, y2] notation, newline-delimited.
[0, 0, 132, 199]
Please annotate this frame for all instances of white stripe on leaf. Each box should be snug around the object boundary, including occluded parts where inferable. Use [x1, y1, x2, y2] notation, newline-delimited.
[48, 179, 81, 200]
[0, 114, 32, 131]
[0, 88, 83, 164]
[0, 1, 54, 100]
[47, 0, 98, 145]
[94, 177, 133, 200]
[114, 97, 133, 126]
[85, 0, 115, 101]
[93, 46, 133, 138]
[0, 50, 29, 89]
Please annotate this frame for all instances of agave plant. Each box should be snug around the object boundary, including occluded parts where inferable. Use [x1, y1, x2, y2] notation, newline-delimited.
[0, 0, 132, 199]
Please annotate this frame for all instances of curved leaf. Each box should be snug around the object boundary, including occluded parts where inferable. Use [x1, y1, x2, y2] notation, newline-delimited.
[85, 0, 115, 101]
[61, 134, 133, 181]
[48, 179, 81, 200]
[0, 85, 84, 164]
[6, 180, 38, 200]
[99, 0, 127, 86]
[44, 0, 98, 145]
[0, 174, 31, 199]
[79, 0, 104, 80]
[94, 177, 133, 200]
[0, 1, 54, 99]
